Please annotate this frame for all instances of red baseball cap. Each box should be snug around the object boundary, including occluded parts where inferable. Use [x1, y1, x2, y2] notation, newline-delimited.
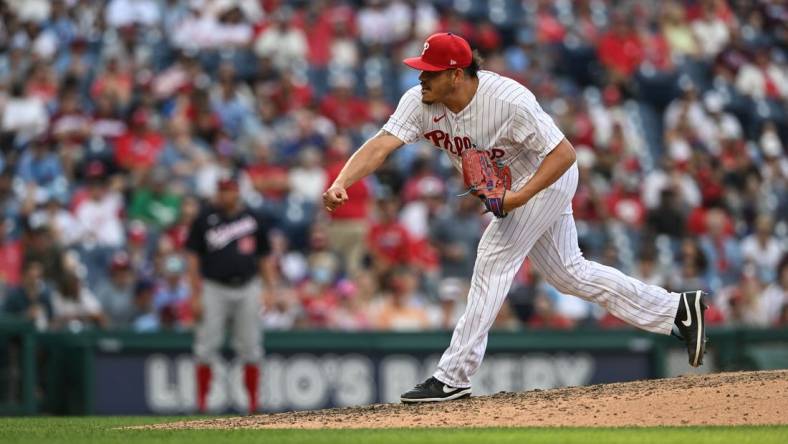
[403, 32, 472, 72]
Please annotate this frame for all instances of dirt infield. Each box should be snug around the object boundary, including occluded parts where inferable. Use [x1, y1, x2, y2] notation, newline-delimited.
[147, 370, 788, 429]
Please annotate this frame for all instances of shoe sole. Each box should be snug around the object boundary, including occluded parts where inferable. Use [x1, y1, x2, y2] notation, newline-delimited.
[400, 389, 472, 404]
[690, 290, 708, 368]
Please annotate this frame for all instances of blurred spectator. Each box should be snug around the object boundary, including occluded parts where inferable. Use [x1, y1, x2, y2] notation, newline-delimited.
[597, 14, 643, 79]
[50, 88, 91, 148]
[128, 167, 182, 229]
[90, 56, 133, 109]
[130, 279, 159, 332]
[646, 189, 687, 238]
[114, 109, 165, 176]
[0, 218, 22, 289]
[105, 0, 160, 29]
[761, 255, 788, 326]
[661, 1, 701, 59]
[254, 8, 308, 71]
[50, 271, 106, 331]
[741, 215, 784, 282]
[642, 159, 701, 211]
[356, 0, 410, 46]
[374, 267, 431, 331]
[429, 196, 483, 279]
[288, 148, 326, 204]
[15, 136, 65, 204]
[22, 225, 65, 287]
[430, 277, 466, 330]
[632, 247, 668, 288]
[671, 237, 710, 291]
[722, 271, 770, 327]
[324, 134, 371, 275]
[735, 47, 788, 100]
[163, 195, 200, 251]
[367, 197, 412, 277]
[526, 291, 574, 330]
[91, 91, 127, 141]
[328, 278, 371, 331]
[93, 251, 136, 328]
[1, 82, 48, 145]
[245, 136, 290, 205]
[210, 62, 254, 140]
[74, 165, 125, 249]
[691, 0, 731, 58]
[699, 207, 742, 288]
[152, 254, 191, 328]
[261, 286, 301, 330]
[2, 261, 52, 331]
[28, 197, 82, 247]
[319, 74, 370, 130]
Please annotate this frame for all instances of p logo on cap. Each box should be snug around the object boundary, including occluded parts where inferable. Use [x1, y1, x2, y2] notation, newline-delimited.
[404, 32, 472, 72]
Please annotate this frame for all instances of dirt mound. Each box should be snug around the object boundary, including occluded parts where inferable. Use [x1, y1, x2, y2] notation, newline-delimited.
[147, 370, 788, 429]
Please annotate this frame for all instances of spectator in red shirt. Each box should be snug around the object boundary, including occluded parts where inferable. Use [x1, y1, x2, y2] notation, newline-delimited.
[245, 137, 290, 204]
[319, 74, 370, 130]
[0, 219, 22, 289]
[597, 15, 644, 79]
[90, 56, 133, 109]
[114, 109, 165, 180]
[605, 178, 646, 229]
[367, 196, 411, 278]
[269, 74, 314, 114]
[535, 4, 565, 45]
[25, 63, 58, 105]
[324, 134, 371, 275]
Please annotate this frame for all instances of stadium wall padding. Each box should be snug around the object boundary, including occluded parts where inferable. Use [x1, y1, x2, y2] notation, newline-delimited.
[1, 320, 787, 415]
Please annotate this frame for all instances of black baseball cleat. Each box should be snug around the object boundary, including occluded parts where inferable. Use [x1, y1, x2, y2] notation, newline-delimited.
[400, 377, 472, 403]
[673, 290, 709, 367]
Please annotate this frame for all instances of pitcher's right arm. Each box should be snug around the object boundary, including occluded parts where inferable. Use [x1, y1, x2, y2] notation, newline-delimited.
[322, 130, 404, 212]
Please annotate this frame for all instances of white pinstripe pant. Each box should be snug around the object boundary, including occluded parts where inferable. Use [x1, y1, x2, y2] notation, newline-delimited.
[433, 164, 680, 388]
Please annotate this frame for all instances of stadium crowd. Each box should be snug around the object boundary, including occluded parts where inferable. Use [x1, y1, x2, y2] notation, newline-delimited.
[0, 0, 785, 333]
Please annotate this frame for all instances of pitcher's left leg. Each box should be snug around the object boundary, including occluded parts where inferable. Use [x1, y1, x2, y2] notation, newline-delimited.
[529, 211, 679, 334]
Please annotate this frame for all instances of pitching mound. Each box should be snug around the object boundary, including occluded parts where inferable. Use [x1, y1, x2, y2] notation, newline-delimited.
[148, 370, 788, 429]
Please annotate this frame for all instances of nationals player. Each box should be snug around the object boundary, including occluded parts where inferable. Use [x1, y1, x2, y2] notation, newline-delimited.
[187, 177, 276, 414]
[323, 33, 708, 403]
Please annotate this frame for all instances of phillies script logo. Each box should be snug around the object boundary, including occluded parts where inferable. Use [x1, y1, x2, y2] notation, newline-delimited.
[423, 130, 505, 159]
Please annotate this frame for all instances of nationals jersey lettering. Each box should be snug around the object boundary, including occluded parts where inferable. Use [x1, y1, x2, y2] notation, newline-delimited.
[186, 207, 271, 284]
[383, 71, 565, 189]
[205, 216, 258, 251]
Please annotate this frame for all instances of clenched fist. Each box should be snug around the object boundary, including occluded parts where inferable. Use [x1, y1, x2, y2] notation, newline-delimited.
[323, 184, 349, 212]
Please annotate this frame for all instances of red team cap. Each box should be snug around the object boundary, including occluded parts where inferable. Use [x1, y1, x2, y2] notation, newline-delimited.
[403, 32, 472, 71]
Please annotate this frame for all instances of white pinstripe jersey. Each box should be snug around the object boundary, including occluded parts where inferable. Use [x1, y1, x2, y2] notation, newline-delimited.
[383, 70, 565, 188]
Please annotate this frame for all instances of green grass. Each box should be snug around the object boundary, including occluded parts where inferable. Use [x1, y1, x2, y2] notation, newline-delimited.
[1, 417, 787, 444]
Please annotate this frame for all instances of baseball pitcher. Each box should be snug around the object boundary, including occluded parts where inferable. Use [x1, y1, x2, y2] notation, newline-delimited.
[322, 33, 708, 403]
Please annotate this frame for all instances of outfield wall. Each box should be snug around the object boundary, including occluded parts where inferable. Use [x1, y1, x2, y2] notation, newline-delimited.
[1, 320, 787, 415]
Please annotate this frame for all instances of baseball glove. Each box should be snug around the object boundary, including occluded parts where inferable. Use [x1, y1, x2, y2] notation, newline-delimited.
[460, 149, 512, 218]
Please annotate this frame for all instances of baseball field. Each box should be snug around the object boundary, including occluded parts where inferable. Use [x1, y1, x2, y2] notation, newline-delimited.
[3, 370, 787, 444]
